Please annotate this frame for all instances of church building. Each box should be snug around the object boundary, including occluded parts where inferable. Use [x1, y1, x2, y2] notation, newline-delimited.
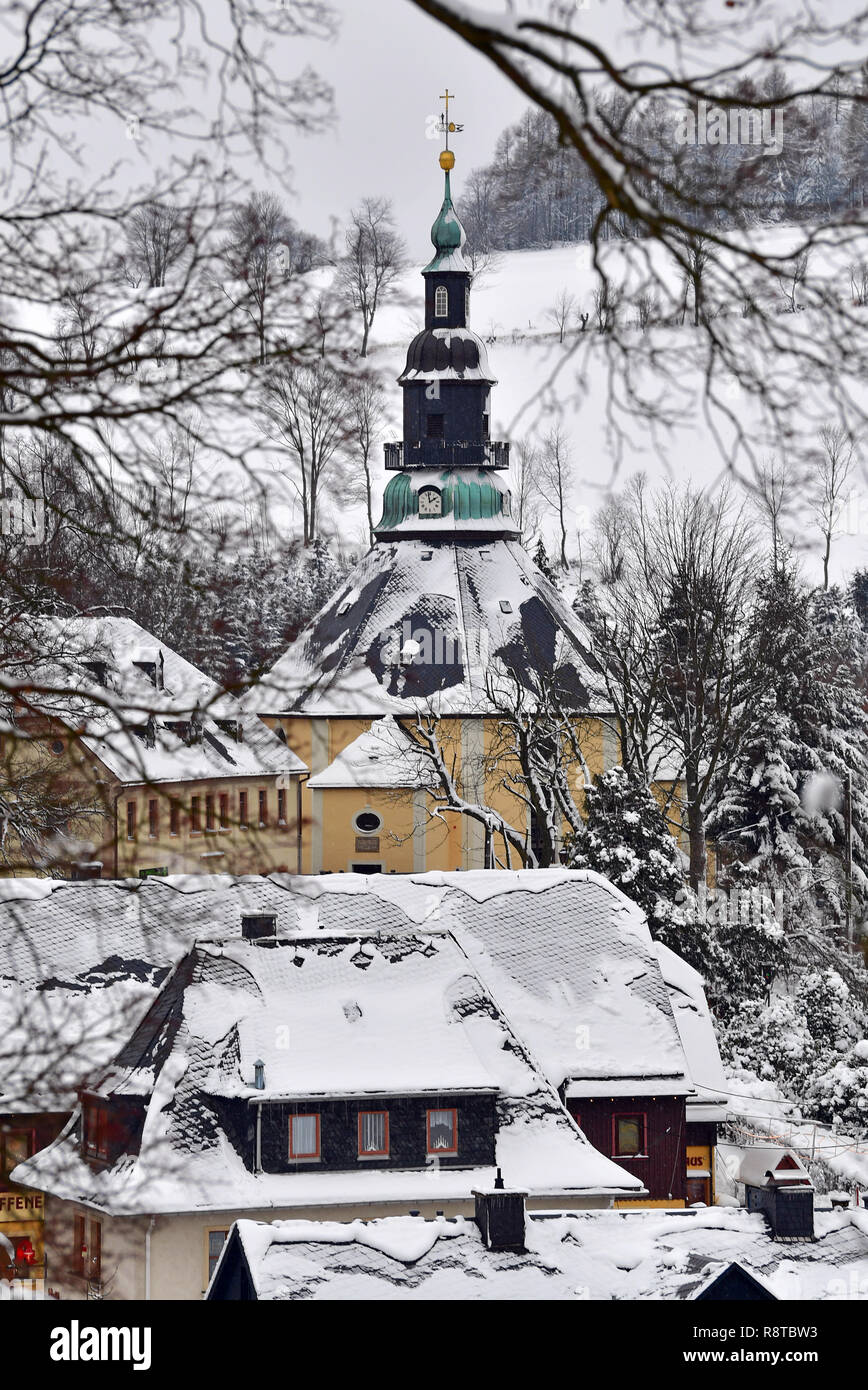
[255, 113, 620, 874]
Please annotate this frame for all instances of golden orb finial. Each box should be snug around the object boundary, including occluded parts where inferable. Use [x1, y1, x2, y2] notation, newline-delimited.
[437, 89, 462, 173]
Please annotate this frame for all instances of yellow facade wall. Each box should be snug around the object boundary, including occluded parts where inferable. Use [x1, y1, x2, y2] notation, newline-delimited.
[265, 713, 616, 875]
[0, 719, 302, 879]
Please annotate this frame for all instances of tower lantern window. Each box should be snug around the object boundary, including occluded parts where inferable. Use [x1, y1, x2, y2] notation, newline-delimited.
[435, 285, 448, 318]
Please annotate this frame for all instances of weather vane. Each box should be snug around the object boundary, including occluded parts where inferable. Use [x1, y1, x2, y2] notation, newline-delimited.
[438, 88, 463, 171]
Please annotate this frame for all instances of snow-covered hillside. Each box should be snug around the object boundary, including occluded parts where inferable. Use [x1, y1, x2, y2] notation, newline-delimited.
[345, 228, 868, 582]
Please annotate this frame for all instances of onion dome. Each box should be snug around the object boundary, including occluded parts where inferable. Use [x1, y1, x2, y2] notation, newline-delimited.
[399, 327, 495, 384]
[424, 171, 470, 274]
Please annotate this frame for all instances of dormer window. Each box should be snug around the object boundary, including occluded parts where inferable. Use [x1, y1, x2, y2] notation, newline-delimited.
[83, 1099, 111, 1161]
[418, 487, 442, 517]
[435, 285, 448, 318]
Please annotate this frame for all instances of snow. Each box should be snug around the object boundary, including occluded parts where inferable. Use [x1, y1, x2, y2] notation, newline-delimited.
[307, 717, 435, 789]
[217, 1205, 868, 1301]
[254, 537, 610, 717]
[737, 1145, 812, 1189]
[11, 873, 678, 1214]
[654, 942, 730, 1119]
[725, 1073, 868, 1193]
[10, 614, 305, 785]
[319, 223, 868, 586]
[447, 873, 692, 1093]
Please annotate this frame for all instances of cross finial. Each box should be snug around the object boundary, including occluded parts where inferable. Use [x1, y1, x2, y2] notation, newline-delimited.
[437, 89, 463, 170]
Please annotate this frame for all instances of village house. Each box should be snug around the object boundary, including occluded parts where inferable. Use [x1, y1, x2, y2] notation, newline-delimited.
[14, 902, 647, 1299]
[4, 868, 730, 1298]
[1, 615, 306, 879]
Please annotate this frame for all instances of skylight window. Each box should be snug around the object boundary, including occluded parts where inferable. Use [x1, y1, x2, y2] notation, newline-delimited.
[499, 600, 513, 614]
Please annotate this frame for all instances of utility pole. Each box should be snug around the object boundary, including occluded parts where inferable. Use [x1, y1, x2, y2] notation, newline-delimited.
[844, 769, 853, 945]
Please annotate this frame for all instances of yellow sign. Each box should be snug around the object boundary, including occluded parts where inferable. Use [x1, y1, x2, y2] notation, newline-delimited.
[0, 1191, 44, 1222]
[687, 1145, 711, 1172]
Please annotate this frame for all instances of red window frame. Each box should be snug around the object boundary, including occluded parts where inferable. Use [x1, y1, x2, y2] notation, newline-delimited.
[205, 794, 215, 831]
[258, 788, 268, 827]
[73, 1214, 101, 1280]
[208, 1229, 229, 1281]
[219, 793, 230, 830]
[83, 1100, 111, 1162]
[239, 791, 248, 828]
[190, 795, 201, 833]
[169, 799, 180, 836]
[73, 1213, 86, 1276]
[126, 801, 136, 840]
[358, 1111, 389, 1157]
[0, 1127, 34, 1179]
[426, 1107, 458, 1156]
[611, 1112, 647, 1158]
[89, 1218, 102, 1281]
[148, 798, 158, 838]
[288, 1113, 320, 1160]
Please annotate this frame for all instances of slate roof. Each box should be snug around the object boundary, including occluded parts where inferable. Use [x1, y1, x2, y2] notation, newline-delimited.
[14, 921, 645, 1214]
[252, 539, 611, 717]
[654, 943, 730, 1121]
[212, 1206, 868, 1301]
[10, 615, 305, 785]
[448, 874, 693, 1095]
[0, 869, 706, 1112]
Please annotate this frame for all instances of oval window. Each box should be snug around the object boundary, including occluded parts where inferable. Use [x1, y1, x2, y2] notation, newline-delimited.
[354, 810, 382, 835]
[51, 739, 65, 755]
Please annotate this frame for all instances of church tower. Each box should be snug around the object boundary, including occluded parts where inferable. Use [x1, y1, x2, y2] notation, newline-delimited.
[254, 94, 615, 874]
[376, 94, 516, 541]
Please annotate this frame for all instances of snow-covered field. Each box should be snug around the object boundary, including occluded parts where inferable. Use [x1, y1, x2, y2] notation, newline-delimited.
[350, 226, 868, 582]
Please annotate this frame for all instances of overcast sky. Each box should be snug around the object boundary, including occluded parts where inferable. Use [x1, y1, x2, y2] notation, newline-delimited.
[286, 0, 529, 249]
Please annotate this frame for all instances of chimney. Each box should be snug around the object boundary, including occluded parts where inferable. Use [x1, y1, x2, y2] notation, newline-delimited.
[473, 1172, 527, 1253]
[241, 913, 278, 945]
[253, 1059, 265, 1091]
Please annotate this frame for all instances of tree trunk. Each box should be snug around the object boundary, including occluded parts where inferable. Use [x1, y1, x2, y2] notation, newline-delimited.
[685, 767, 707, 892]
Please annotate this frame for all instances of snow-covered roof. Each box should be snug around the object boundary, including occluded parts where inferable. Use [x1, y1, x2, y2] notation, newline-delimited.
[655, 942, 729, 1121]
[15, 915, 645, 1213]
[9, 615, 305, 784]
[213, 1206, 868, 1301]
[251, 539, 611, 717]
[737, 1146, 813, 1189]
[0, 877, 222, 1110]
[447, 871, 692, 1094]
[399, 328, 495, 384]
[0, 869, 695, 1112]
[307, 717, 435, 789]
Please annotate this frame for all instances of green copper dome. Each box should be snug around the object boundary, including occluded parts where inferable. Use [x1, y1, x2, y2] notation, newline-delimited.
[423, 172, 469, 273]
[376, 470, 511, 532]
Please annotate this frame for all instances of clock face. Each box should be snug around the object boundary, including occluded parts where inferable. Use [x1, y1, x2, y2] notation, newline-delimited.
[418, 487, 442, 517]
